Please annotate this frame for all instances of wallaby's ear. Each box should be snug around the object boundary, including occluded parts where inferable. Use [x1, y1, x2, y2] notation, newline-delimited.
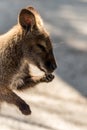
[19, 8, 36, 31]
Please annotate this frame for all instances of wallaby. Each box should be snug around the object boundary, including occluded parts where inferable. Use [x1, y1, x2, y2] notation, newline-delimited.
[0, 6, 57, 115]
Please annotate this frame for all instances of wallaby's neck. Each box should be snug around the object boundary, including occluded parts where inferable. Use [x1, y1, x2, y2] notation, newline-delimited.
[0, 24, 24, 46]
[0, 25, 24, 68]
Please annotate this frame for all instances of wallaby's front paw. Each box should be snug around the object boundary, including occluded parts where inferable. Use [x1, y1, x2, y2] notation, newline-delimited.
[41, 74, 54, 83]
[19, 102, 31, 115]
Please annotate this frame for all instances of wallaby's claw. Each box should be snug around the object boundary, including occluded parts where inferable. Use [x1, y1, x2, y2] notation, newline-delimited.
[41, 73, 54, 82]
[45, 74, 54, 82]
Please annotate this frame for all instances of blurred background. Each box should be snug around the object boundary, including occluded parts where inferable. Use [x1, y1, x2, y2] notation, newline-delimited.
[0, 0, 87, 130]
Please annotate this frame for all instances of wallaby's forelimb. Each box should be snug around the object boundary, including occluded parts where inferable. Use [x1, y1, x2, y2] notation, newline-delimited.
[0, 87, 31, 115]
[10, 62, 54, 90]
[16, 73, 54, 90]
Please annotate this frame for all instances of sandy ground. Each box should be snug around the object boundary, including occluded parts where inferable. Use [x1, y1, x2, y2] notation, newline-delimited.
[0, 0, 87, 130]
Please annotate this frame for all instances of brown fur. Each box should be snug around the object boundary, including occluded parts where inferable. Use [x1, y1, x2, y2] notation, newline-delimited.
[0, 6, 57, 115]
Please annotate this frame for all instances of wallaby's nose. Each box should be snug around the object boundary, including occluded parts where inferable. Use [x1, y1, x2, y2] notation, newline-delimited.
[46, 50, 57, 73]
[45, 61, 57, 73]
[51, 63, 57, 70]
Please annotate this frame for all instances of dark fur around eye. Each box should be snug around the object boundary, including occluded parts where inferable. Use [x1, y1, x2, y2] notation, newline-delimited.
[37, 44, 46, 52]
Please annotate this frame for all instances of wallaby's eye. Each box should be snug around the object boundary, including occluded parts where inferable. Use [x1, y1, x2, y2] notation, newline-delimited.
[37, 44, 46, 52]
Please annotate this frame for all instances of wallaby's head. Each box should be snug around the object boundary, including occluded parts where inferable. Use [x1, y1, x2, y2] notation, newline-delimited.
[19, 7, 57, 74]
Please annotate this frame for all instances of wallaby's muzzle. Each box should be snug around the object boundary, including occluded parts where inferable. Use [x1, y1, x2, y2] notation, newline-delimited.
[39, 50, 57, 74]
[45, 57, 57, 73]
